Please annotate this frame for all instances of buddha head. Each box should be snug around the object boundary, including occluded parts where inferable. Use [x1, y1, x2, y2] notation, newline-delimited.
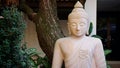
[67, 1, 89, 37]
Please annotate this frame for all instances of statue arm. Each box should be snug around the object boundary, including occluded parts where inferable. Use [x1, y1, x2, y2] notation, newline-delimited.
[94, 39, 107, 68]
[52, 39, 63, 68]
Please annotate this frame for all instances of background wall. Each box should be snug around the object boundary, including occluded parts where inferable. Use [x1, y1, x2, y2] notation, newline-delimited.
[85, 0, 97, 35]
[23, 14, 45, 57]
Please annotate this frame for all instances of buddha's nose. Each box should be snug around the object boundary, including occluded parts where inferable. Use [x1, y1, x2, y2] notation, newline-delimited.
[76, 25, 80, 30]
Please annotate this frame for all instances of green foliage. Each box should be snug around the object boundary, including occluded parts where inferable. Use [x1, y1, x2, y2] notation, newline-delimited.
[88, 22, 103, 39]
[104, 49, 112, 56]
[88, 22, 93, 35]
[0, 6, 28, 68]
[0, 6, 50, 68]
[104, 49, 112, 68]
[91, 35, 103, 39]
[24, 47, 51, 68]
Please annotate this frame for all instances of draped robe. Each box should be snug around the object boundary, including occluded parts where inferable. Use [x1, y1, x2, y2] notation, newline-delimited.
[52, 36, 106, 68]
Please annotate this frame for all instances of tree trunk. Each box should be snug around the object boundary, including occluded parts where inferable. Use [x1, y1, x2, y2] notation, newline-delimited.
[18, 0, 64, 63]
[35, 0, 64, 62]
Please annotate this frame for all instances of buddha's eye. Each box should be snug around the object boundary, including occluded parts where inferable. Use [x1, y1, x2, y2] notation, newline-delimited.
[79, 22, 86, 26]
[70, 23, 77, 28]
[71, 24, 76, 26]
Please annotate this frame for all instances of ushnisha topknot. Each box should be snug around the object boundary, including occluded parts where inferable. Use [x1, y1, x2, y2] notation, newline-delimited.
[68, 1, 89, 22]
[74, 1, 83, 8]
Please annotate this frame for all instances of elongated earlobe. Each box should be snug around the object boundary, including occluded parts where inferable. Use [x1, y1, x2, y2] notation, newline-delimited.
[86, 30, 89, 36]
[86, 24, 90, 36]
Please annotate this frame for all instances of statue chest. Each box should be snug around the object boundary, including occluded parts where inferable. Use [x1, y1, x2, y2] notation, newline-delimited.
[60, 41, 95, 61]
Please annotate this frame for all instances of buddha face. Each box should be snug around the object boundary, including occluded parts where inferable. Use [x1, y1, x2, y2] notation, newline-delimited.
[68, 18, 88, 37]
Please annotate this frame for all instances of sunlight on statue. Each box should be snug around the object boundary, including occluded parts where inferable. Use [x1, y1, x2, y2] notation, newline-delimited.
[52, 1, 106, 68]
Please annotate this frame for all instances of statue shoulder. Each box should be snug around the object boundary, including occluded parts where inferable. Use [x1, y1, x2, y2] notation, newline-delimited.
[87, 36, 102, 43]
[55, 37, 70, 44]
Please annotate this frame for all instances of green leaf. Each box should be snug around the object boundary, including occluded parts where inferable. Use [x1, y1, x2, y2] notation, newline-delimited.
[107, 64, 111, 68]
[28, 59, 37, 67]
[104, 49, 112, 56]
[91, 35, 103, 39]
[25, 48, 37, 55]
[88, 22, 93, 35]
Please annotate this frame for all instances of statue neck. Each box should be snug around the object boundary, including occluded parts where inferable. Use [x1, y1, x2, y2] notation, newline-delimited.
[69, 35, 86, 40]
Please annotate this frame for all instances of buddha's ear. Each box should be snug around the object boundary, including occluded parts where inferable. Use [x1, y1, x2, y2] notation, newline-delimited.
[67, 23, 71, 35]
[86, 29, 89, 36]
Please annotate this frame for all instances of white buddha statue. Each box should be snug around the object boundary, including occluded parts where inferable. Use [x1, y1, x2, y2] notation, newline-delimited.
[52, 1, 106, 68]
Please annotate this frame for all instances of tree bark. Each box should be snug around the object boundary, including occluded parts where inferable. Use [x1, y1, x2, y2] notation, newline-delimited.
[35, 0, 64, 62]
[18, 0, 63, 62]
